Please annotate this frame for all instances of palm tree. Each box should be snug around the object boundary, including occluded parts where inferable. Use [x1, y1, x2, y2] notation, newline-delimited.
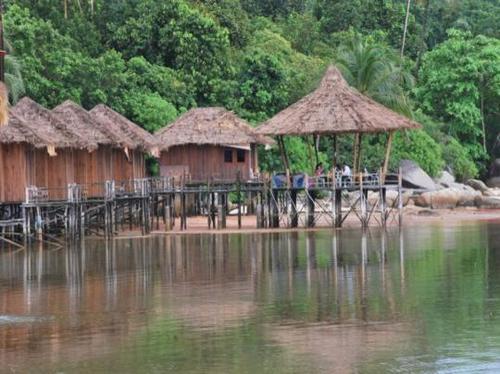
[335, 33, 414, 116]
[3, 39, 24, 103]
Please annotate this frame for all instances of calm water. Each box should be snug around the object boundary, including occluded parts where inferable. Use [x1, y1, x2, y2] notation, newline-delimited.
[1, 222, 500, 373]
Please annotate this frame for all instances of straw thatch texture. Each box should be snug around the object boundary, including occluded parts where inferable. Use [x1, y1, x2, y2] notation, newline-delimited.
[51, 100, 113, 147]
[90, 104, 157, 153]
[0, 112, 45, 146]
[257, 66, 421, 136]
[0, 82, 9, 127]
[12, 97, 93, 149]
[155, 107, 272, 150]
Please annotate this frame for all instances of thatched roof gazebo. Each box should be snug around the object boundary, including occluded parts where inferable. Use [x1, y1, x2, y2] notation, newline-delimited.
[257, 65, 421, 176]
[89, 104, 159, 156]
[156, 107, 272, 181]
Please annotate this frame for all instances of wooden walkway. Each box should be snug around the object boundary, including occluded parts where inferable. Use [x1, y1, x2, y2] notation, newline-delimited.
[0, 171, 404, 246]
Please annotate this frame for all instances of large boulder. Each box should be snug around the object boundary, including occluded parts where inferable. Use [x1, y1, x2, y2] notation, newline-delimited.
[487, 159, 500, 187]
[487, 177, 500, 188]
[435, 170, 455, 187]
[466, 179, 489, 193]
[414, 187, 481, 209]
[415, 188, 459, 209]
[474, 196, 500, 209]
[367, 190, 411, 207]
[400, 160, 438, 191]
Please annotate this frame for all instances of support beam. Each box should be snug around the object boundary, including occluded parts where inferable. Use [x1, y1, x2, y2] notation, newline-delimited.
[313, 134, 320, 166]
[382, 131, 395, 183]
[352, 134, 360, 176]
[277, 136, 290, 175]
[332, 135, 338, 170]
[356, 133, 363, 176]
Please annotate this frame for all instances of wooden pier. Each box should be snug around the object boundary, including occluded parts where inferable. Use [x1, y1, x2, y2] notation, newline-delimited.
[0, 170, 405, 246]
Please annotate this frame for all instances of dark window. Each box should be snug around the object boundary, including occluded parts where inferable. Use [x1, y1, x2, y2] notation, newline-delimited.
[224, 149, 233, 163]
[236, 149, 245, 163]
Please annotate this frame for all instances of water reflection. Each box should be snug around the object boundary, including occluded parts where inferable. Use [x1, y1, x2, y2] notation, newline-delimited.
[0, 222, 498, 373]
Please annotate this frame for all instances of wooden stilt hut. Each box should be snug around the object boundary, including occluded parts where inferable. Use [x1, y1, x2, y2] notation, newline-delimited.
[51, 100, 120, 189]
[11, 97, 96, 200]
[0, 112, 72, 202]
[156, 108, 272, 181]
[89, 104, 158, 181]
[256, 66, 421, 178]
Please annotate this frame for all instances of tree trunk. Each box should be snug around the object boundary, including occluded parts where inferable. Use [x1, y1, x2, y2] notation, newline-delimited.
[64, 0, 68, 19]
[480, 90, 487, 153]
[401, 0, 412, 58]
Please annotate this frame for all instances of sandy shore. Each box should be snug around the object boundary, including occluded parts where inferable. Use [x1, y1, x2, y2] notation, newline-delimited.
[112, 206, 500, 238]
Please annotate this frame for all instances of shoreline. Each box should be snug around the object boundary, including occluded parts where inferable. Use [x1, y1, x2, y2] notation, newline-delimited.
[111, 207, 500, 239]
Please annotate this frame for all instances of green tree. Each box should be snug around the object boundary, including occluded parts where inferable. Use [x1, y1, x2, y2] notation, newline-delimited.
[416, 30, 500, 164]
[335, 33, 414, 115]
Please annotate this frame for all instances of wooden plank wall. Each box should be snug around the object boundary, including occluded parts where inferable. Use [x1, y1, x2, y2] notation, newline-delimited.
[0, 144, 28, 203]
[159, 145, 251, 181]
[0, 144, 147, 203]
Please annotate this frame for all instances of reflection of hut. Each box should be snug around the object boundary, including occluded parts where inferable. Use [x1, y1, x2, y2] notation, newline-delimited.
[257, 66, 420, 176]
[0, 113, 48, 202]
[89, 104, 158, 180]
[155, 108, 272, 181]
[11, 98, 94, 200]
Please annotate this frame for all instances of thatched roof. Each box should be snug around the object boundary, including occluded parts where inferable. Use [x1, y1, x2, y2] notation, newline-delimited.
[51, 100, 114, 147]
[256, 65, 421, 136]
[90, 104, 158, 154]
[155, 107, 273, 150]
[12, 97, 93, 150]
[0, 112, 47, 146]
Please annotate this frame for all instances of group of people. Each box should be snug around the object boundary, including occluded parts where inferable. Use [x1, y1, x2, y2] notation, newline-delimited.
[314, 163, 352, 178]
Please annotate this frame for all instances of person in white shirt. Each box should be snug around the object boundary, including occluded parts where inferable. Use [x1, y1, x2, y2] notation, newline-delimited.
[342, 164, 352, 186]
[342, 164, 351, 177]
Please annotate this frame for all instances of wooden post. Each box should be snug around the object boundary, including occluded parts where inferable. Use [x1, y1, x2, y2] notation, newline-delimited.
[335, 189, 342, 228]
[181, 190, 187, 231]
[382, 131, 395, 184]
[237, 171, 242, 229]
[332, 135, 338, 170]
[331, 170, 336, 228]
[217, 192, 226, 229]
[313, 134, 320, 166]
[360, 175, 368, 228]
[270, 187, 279, 228]
[277, 136, 290, 175]
[357, 134, 363, 176]
[256, 191, 263, 229]
[379, 168, 387, 227]
[352, 133, 359, 176]
[290, 189, 298, 228]
[398, 166, 403, 226]
[306, 181, 315, 228]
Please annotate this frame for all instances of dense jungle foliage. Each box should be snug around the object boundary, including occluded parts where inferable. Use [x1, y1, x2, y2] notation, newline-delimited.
[3, 0, 500, 179]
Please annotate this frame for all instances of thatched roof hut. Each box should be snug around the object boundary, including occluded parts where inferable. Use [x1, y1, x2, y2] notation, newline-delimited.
[155, 108, 271, 181]
[12, 97, 94, 151]
[0, 111, 44, 146]
[51, 100, 113, 147]
[89, 104, 158, 156]
[156, 107, 272, 150]
[256, 65, 420, 136]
